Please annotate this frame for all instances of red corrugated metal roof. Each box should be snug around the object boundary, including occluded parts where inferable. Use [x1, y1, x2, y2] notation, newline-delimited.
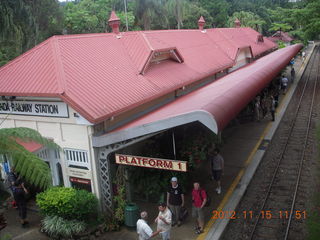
[207, 28, 276, 60]
[268, 31, 294, 43]
[0, 27, 277, 124]
[93, 44, 301, 147]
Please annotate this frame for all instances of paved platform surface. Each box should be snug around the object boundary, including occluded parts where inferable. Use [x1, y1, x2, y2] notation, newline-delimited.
[0, 44, 312, 240]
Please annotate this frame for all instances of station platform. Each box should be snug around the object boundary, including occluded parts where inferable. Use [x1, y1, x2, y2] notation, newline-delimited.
[0, 44, 313, 240]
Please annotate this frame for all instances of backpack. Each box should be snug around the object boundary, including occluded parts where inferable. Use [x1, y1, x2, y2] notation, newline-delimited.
[179, 206, 188, 222]
[199, 189, 211, 207]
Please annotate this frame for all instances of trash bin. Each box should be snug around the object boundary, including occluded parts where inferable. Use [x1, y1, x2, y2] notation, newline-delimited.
[125, 203, 139, 227]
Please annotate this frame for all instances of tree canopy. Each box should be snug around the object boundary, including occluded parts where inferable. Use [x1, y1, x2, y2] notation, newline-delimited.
[0, 0, 63, 66]
[0, 0, 319, 65]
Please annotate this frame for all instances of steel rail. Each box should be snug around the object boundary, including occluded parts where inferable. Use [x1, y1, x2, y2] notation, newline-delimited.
[249, 45, 319, 240]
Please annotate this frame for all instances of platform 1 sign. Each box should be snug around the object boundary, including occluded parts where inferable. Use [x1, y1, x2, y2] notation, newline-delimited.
[115, 154, 187, 172]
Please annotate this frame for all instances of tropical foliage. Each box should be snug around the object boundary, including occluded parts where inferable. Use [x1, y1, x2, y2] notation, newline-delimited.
[0, 0, 63, 66]
[0, 127, 59, 189]
[36, 187, 98, 221]
[227, 11, 266, 32]
[41, 215, 86, 239]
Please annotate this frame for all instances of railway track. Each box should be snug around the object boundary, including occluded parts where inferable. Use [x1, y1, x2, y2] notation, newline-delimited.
[221, 45, 320, 240]
[248, 46, 320, 240]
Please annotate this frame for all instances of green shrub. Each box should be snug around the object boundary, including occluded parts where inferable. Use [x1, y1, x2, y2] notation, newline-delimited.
[36, 187, 98, 221]
[41, 215, 86, 239]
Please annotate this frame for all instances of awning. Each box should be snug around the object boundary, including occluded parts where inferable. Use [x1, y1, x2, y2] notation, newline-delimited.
[93, 44, 302, 147]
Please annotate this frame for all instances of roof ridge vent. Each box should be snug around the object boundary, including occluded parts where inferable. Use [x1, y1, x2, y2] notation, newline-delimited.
[198, 16, 205, 30]
[234, 18, 241, 28]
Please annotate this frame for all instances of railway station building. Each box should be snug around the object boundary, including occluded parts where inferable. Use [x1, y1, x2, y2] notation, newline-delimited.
[0, 12, 302, 211]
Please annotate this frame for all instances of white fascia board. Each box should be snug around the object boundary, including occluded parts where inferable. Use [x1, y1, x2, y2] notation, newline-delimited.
[92, 110, 218, 147]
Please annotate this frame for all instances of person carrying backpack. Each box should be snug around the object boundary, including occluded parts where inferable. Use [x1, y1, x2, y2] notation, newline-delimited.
[191, 182, 207, 235]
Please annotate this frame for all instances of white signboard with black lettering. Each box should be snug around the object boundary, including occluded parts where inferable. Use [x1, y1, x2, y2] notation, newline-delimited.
[0, 100, 69, 118]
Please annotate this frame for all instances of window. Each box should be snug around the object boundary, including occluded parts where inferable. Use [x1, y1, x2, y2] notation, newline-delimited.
[140, 48, 184, 75]
[54, 150, 60, 160]
[37, 149, 49, 161]
[64, 149, 89, 169]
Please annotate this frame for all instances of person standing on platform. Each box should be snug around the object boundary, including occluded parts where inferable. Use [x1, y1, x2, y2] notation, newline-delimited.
[137, 211, 161, 240]
[210, 148, 224, 194]
[155, 202, 172, 240]
[261, 96, 268, 119]
[291, 68, 295, 83]
[7, 166, 20, 207]
[281, 75, 289, 94]
[13, 181, 29, 226]
[302, 51, 306, 61]
[290, 58, 295, 68]
[254, 97, 261, 122]
[192, 182, 207, 234]
[270, 95, 276, 122]
[167, 176, 184, 227]
[273, 88, 279, 109]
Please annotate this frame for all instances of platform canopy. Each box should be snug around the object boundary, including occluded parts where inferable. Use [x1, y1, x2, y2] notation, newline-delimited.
[93, 44, 302, 147]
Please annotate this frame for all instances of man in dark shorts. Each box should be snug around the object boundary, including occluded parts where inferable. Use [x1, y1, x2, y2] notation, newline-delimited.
[167, 177, 184, 226]
[209, 148, 224, 194]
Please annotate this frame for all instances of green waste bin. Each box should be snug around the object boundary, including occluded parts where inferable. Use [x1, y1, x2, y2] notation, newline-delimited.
[125, 203, 139, 227]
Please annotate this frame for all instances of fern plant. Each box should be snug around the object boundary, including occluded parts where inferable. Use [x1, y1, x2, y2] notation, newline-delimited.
[0, 127, 59, 189]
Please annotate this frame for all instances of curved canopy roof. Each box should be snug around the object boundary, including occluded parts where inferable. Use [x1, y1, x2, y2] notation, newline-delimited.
[93, 44, 302, 147]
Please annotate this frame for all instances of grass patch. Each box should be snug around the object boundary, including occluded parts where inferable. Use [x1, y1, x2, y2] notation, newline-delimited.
[307, 193, 320, 240]
[0, 234, 12, 240]
[307, 125, 320, 239]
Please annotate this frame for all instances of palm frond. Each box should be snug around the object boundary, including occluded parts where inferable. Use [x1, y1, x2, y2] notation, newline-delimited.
[0, 128, 56, 190]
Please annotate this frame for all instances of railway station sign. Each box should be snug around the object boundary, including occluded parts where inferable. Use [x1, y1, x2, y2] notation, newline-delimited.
[115, 154, 187, 172]
[0, 100, 69, 118]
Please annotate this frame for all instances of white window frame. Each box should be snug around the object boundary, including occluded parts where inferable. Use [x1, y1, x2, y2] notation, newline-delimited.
[64, 148, 90, 169]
